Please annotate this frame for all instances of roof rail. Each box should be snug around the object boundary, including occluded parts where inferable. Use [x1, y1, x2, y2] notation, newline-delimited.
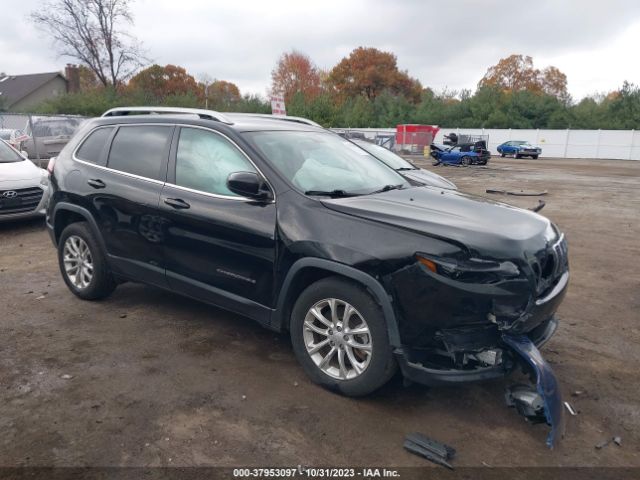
[101, 106, 233, 125]
[227, 113, 322, 128]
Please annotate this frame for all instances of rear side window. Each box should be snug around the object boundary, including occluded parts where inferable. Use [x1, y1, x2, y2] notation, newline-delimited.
[76, 127, 114, 164]
[107, 126, 172, 180]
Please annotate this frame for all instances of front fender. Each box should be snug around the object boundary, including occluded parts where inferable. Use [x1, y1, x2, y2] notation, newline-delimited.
[270, 257, 402, 348]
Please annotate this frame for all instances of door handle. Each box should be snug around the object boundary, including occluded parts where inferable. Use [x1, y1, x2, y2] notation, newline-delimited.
[87, 178, 106, 189]
[164, 197, 190, 209]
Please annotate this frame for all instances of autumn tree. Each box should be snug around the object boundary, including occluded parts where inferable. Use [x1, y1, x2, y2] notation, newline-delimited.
[31, 0, 145, 87]
[271, 51, 322, 103]
[327, 47, 422, 103]
[479, 54, 569, 102]
[206, 80, 241, 110]
[78, 65, 101, 91]
[128, 64, 202, 101]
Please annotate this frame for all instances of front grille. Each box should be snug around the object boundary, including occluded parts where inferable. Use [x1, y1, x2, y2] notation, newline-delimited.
[0, 187, 44, 215]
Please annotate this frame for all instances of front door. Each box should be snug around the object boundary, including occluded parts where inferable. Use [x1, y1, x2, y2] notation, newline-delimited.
[160, 126, 277, 323]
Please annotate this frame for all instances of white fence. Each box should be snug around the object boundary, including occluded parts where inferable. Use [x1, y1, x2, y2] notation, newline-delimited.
[334, 127, 640, 160]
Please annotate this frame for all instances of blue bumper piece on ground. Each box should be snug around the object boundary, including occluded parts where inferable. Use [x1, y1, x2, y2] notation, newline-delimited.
[503, 334, 565, 449]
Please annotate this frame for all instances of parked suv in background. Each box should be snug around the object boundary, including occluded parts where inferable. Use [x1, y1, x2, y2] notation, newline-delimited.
[47, 107, 569, 406]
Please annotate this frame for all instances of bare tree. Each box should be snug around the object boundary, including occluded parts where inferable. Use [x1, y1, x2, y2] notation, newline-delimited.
[31, 0, 146, 87]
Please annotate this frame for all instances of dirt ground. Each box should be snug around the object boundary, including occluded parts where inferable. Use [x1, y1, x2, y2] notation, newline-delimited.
[1, 156, 639, 470]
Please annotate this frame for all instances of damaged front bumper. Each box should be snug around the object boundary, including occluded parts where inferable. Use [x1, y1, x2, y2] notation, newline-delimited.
[503, 334, 564, 449]
[396, 314, 558, 385]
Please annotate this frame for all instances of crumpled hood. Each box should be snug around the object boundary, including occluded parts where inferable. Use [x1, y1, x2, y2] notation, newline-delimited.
[0, 159, 42, 182]
[322, 186, 552, 259]
[402, 168, 457, 190]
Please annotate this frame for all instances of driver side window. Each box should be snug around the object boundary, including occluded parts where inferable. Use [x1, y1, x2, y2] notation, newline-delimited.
[175, 127, 257, 197]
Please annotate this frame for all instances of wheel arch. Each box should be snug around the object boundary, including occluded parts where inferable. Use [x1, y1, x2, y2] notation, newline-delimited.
[271, 258, 401, 348]
[51, 202, 106, 253]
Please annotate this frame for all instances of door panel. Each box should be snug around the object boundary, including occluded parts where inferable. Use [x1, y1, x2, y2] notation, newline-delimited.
[84, 124, 174, 287]
[160, 126, 277, 321]
[161, 186, 276, 318]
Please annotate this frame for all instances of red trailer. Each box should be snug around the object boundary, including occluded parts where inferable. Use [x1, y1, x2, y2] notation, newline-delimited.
[396, 124, 440, 153]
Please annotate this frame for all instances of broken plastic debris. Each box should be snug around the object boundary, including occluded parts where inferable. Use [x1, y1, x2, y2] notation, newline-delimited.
[404, 432, 456, 470]
[564, 401, 577, 416]
[486, 189, 548, 196]
[613, 436, 622, 446]
[506, 384, 547, 424]
[502, 334, 564, 449]
[60, 374, 73, 379]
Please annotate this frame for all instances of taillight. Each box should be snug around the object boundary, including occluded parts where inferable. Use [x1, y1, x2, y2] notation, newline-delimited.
[47, 157, 56, 174]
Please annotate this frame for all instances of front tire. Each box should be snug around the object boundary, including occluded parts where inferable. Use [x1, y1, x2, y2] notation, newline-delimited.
[58, 222, 116, 300]
[290, 277, 397, 396]
[461, 156, 471, 166]
[532, 155, 539, 159]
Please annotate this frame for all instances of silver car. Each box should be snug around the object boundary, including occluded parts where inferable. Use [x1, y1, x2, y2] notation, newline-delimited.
[0, 140, 49, 222]
[351, 139, 457, 190]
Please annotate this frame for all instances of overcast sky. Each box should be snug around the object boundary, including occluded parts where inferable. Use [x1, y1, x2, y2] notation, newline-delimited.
[1, 0, 639, 101]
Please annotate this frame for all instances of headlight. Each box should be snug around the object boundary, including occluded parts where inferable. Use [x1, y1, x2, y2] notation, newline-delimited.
[543, 222, 558, 242]
[416, 253, 520, 283]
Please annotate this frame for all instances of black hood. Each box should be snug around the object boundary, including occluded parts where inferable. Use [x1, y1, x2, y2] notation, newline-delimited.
[322, 186, 553, 260]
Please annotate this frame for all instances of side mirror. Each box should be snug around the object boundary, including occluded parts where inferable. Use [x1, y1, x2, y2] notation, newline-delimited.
[226, 171, 271, 200]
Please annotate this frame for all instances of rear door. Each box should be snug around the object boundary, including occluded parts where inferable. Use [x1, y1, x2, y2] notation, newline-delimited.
[159, 126, 277, 323]
[78, 124, 174, 287]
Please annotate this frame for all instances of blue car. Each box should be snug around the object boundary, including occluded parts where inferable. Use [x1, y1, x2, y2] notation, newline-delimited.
[497, 141, 542, 159]
[429, 143, 490, 166]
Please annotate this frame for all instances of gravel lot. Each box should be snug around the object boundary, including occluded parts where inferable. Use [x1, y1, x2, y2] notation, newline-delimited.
[1, 156, 639, 469]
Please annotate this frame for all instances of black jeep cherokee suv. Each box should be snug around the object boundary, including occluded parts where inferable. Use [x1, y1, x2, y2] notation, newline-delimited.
[47, 107, 569, 397]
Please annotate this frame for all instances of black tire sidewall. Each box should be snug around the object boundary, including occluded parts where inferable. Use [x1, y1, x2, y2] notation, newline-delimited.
[58, 222, 115, 300]
[290, 277, 396, 397]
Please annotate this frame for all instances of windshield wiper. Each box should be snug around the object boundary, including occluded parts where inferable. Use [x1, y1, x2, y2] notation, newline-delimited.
[304, 189, 360, 198]
[395, 167, 416, 171]
[369, 184, 405, 195]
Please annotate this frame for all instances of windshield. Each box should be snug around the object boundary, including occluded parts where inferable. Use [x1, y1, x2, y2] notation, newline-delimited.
[246, 131, 409, 195]
[0, 140, 23, 163]
[352, 141, 415, 170]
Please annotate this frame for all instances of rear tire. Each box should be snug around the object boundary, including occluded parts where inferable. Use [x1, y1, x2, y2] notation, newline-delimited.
[58, 222, 116, 300]
[515, 152, 521, 159]
[500, 152, 505, 157]
[290, 277, 397, 396]
[532, 155, 539, 159]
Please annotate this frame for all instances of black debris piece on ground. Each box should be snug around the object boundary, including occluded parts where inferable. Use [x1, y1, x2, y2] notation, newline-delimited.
[529, 200, 546, 212]
[404, 432, 456, 470]
[486, 189, 548, 196]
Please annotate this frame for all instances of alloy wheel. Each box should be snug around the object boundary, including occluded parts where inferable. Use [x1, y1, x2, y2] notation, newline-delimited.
[302, 298, 372, 380]
[63, 235, 94, 289]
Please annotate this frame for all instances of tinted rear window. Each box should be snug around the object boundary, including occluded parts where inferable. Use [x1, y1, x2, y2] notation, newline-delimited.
[76, 127, 114, 164]
[107, 126, 172, 180]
